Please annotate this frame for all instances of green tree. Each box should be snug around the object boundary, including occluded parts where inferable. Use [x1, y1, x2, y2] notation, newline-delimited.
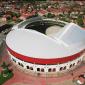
[77, 14, 84, 27]
[0, 62, 13, 85]
[1, 62, 11, 77]
[47, 13, 55, 18]
[11, 12, 20, 18]
[1, 62, 8, 69]
[6, 16, 11, 21]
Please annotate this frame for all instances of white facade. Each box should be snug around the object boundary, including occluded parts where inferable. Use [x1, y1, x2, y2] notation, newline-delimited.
[8, 50, 83, 73]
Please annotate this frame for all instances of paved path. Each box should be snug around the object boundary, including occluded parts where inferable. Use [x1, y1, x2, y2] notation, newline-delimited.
[3, 58, 85, 85]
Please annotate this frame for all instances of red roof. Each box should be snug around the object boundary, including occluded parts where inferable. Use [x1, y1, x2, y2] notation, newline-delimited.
[21, 11, 35, 18]
[47, 7, 70, 14]
[38, 9, 48, 15]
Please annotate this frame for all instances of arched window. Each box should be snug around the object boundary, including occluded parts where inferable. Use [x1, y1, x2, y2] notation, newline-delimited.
[48, 68, 51, 72]
[18, 62, 24, 67]
[37, 68, 40, 71]
[70, 64, 72, 68]
[41, 68, 44, 72]
[73, 63, 75, 66]
[53, 68, 56, 72]
[27, 66, 29, 69]
[12, 58, 16, 63]
[18, 62, 20, 65]
[63, 66, 66, 70]
[60, 67, 63, 71]
[21, 63, 24, 67]
[30, 67, 33, 70]
[77, 60, 80, 64]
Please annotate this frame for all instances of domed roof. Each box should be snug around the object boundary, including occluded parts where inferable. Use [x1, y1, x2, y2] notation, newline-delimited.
[52, 23, 85, 47]
[6, 28, 85, 58]
[6, 23, 85, 64]
[6, 29, 68, 58]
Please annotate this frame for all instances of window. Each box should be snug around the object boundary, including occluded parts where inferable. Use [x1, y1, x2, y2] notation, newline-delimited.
[63, 66, 66, 70]
[53, 68, 56, 72]
[30, 67, 33, 70]
[37, 68, 40, 71]
[60, 67, 63, 71]
[27, 66, 29, 69]
[70, 64, 72, 68]
[73, 63, 75, 66]
[18, 62, 24, 67]
[41, 68, 44, 72]
[77, 60, 80, 64]
[21, 63, 24, 67]
[12, 58, 16, 63]
[48, 68, 51, 72]
[18, 62, 20, 65]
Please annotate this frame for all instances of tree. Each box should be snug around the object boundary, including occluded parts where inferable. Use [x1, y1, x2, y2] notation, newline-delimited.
[1, 62, 11, 77]
[1, 62, 8, 70]
[11, 12, 20, 18]
[6, 16, 11, 21]
[46, 13, 55, 18]
[77, 14, 84, 27]
[0, 62, 13, 85]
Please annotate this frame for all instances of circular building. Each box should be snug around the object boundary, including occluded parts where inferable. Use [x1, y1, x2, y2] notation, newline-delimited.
[6, 17, 85, 77]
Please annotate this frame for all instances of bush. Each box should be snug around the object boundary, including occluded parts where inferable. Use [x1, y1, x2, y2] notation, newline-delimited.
[0, 72, 13, 85]
[0, 62, 13, 84]
[11, 12, 21, 18]
[6, 16, 12, 21]
[46, 13, 55, 18]
[77, 15, 84, 27]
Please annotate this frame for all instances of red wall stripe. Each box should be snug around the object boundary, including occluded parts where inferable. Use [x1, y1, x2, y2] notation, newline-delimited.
[7, 46, 84, 65]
